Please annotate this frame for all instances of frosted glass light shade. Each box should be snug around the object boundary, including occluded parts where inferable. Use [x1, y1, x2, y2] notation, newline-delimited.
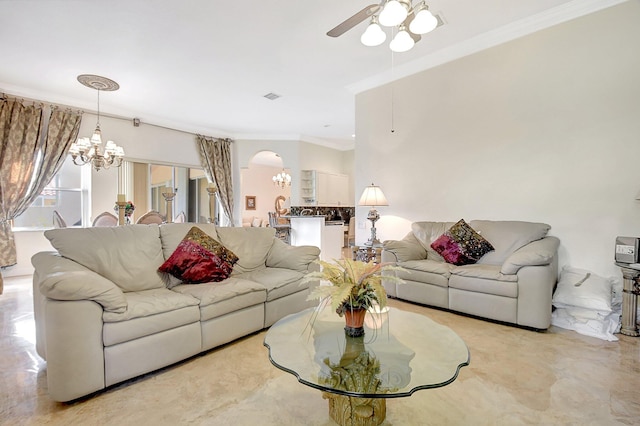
[379, 0, 408, 27]
[410, 7, 438, 34]
[389, 27, 415, 53]
[361, 20, 386, 46]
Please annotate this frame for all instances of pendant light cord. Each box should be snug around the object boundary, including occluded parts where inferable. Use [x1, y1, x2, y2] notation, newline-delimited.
[390, 36, 395, 134]
[96, 89, 101, 127]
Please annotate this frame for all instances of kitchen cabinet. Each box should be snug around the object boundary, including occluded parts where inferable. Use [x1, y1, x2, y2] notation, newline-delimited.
[301, 170, 351, 206]
[300, 170, 316, 205]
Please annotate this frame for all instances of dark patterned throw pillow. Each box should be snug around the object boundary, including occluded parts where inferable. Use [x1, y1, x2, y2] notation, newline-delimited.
[430, 219, 494, 266]
[159, 226, 238, 283]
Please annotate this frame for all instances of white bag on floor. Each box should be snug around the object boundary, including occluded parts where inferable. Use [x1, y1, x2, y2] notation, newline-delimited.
[552, 307, 620, 341]
[551, 266, 621, 341]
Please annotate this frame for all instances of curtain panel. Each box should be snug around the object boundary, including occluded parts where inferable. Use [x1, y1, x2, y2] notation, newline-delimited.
[196, 135, 234, 226]
[0, 98, 82, 293]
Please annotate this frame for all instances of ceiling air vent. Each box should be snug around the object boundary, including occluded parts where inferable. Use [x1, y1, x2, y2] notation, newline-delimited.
[263, 92, 281, 101]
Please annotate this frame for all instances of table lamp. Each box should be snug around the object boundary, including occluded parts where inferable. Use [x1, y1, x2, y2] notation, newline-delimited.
[358, 183, 388, 247]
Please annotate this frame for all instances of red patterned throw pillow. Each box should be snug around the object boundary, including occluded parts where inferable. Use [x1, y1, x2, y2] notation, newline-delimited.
[159, 226, 238, 284]
[430, 219, 494, 266]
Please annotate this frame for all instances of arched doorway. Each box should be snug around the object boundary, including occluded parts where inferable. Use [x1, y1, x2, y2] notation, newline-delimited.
[240, 151, 291, 227]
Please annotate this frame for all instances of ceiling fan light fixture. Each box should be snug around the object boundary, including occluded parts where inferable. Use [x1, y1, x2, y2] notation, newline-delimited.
[389, 25, 415, 52]
[410, 2, 438, 35]
[361, 17, 386, 47]
[379, 0, 409, 27]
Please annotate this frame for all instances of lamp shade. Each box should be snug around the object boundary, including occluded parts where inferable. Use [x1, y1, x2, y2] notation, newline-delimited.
[379, 0, 409, 27]
[389, 26, 415, 52]
[409, 4, 438, 35]
[361, 18, 386, 47]
[358, 184, 389, 207]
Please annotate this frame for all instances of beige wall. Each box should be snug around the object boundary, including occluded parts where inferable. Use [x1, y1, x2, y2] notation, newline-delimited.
[240, 164, 292, 224]
[355, 1, 640, 277]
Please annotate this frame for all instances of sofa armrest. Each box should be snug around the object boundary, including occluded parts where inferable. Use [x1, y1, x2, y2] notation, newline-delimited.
[266, 238, 321, 272]
[32, 251, 127, 313]
[382, 233, 427, 263]
[501, 236, 560, 275]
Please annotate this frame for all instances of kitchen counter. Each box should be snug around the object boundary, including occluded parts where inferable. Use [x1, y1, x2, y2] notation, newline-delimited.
[288, 216, 344, 261]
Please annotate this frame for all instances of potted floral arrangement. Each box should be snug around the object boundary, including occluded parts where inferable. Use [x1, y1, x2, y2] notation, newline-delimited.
[114, 201, 135, 224]
[302, 258, 404, 337]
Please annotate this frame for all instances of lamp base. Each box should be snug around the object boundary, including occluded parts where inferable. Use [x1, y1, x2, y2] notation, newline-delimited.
[365, 209, 382, 247]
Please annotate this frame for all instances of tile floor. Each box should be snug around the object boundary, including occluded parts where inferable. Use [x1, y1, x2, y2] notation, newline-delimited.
[1, 275, 639, 425]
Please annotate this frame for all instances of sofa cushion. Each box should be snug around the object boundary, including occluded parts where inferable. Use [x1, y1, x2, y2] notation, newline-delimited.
[215, 227, 276, 274]
[159, 223, 219, 260]
[33, 252, 127, 313]
[469, 220, 550, 266]
[159, 226, 238, 284]
[266, 239, 320, 272]
[236, 268, 305, 301]
[411, 221, 456, 262]
[383, 235, 427, 262]
[449, 270, 518, 298]
[44, 225, 166, 292]
[103, 305, 200, 346]
[396, 259, 454, 288]
[451, 264, 518, 282]
[172, 277, 266, 321]
[102, 288, 200, 323]
[430, 219, 494, 265]
[399, 259, 455, 277]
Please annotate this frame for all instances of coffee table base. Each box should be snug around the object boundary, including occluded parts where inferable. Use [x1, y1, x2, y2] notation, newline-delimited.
[322, 392, 386, 426]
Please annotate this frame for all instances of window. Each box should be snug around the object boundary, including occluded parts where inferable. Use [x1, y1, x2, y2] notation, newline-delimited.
[13, 156, 89, 229]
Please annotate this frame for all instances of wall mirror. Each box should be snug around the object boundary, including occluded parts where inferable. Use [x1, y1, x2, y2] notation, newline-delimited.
[127, 161, 220, 224]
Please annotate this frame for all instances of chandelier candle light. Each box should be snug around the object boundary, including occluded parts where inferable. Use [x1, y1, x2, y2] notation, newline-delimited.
[358, 183, 389, 247]
[116, 194, 127, 225]
[272, 169, 291, 189]
[69, 74, 125, 171]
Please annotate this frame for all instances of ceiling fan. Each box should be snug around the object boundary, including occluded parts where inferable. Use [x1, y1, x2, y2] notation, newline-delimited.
[327, 0, 443, 52]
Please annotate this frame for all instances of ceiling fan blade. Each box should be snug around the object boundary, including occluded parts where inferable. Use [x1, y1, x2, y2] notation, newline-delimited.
[327, 4, 381, 38]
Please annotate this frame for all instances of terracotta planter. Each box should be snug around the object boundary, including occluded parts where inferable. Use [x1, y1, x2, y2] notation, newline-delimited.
[343, 307, 366, 337]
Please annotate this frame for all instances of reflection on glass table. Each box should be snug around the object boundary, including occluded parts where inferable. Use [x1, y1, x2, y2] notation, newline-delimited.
[264, 307, 470, 425]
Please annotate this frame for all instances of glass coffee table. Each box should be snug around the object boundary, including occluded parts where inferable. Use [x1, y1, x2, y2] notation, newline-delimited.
[264, 306, 469, 426]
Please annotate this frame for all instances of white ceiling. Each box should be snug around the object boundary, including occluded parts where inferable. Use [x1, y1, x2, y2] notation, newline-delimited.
[0, 0, 622, 150]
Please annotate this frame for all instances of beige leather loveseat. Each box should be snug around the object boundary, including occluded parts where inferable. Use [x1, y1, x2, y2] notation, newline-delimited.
[382, 220, 560, 330]
[32, 223, 319, 402]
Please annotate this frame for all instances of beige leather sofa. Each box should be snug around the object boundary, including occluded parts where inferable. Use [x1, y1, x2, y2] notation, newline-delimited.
[382, 220, 560, 330]
[32, 223, 320, 402]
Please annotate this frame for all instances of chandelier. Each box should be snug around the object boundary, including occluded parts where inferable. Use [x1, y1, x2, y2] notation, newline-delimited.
[361, 1, 440, 53]
[69, 74, 125, 171]
[272, 169, 291, 189]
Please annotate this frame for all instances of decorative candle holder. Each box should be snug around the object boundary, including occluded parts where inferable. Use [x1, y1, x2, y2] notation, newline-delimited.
[206, 184, 217, 224]
[116, 201, 127, 225]
[161, 188, 177, 223]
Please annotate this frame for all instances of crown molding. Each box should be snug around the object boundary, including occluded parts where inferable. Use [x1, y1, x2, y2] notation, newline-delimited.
[233, 133, 355, 151]
[348, 0, 628, 94]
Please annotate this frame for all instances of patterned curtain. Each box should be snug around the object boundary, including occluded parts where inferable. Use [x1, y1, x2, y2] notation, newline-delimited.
[0, 98, 82, 293]
[196, 135, 234, 226]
